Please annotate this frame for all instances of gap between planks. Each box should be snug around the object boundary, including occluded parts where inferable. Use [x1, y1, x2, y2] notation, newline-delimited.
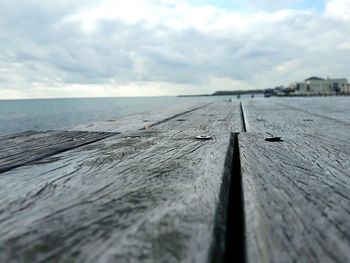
[223, 132, 246, 263]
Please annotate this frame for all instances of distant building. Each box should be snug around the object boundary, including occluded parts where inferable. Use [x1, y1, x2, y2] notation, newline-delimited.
[345, 83, 350, 93]
[291, 76, 348, 95]
[289, 82, 304, 93]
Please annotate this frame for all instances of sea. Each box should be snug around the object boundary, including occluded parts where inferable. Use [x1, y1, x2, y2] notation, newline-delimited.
[0, 96, 253, 135]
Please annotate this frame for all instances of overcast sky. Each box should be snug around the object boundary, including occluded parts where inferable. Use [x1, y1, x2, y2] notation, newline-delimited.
[0, 0, 349, 99]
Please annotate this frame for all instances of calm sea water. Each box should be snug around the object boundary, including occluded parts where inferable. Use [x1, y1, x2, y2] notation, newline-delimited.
[0, 96, 244, 135]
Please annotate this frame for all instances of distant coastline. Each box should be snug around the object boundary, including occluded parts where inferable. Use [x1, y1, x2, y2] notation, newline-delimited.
[178, 89, 264, 97]
[178, 88, 350, 98]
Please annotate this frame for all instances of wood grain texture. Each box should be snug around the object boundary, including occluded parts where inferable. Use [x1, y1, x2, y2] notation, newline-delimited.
[274, 97, 350, 124]
[239, 132, 350, 263]
[0, 131, 115, 173]
[71, 102, 208, 133]
[153, 102, 243, 134]
[0, 102, 242, 262]
[242, 99, 350, 139]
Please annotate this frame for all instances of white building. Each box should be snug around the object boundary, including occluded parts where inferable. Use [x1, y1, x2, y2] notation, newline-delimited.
[291, 77, 348, 95]
[345, 84, 350, 93]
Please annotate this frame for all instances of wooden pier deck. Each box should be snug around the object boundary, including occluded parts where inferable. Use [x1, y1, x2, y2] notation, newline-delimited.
[0, 97, 349, 262]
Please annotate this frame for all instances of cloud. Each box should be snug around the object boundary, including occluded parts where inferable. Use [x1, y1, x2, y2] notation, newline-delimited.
[0, 0, 349, 98]
[337, 42, 350, 50]
[325, 0, 350, 20]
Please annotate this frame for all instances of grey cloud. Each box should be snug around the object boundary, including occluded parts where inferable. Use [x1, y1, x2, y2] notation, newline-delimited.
[0, 0, 349, 96]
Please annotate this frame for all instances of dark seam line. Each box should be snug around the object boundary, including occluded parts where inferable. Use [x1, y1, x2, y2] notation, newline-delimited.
[0, 132, 116, 174]
[240, 102, 247, 132]
[223, 132, 246, 263]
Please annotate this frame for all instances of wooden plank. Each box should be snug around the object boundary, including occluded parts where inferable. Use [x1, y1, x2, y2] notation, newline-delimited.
[0, 102, 242, 262]
[153, 102, 243, 133]
[239, 132, 350, 263]
[242, 99, 350, 139]
[0, 131, 116, 173]
[0, 102, 208, 173]
[71, 101, 208, 133]
[274, 97, 350, 124]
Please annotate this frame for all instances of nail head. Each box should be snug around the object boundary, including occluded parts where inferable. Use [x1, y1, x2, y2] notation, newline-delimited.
[196, 135, 212, 140]
[265, 137, 283, 142]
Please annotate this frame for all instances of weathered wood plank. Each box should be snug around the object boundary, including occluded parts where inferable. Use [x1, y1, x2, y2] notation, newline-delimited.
[71, 101, 208, 133]
[0, 102, 207, 174]
[242, 99, 350, 139]
[0, 102, 242, 262]
[239, 132, 350, 263]
[153, 102, 243, 133]
[274, 97, 350, 124]
[0, 131, 116, 173]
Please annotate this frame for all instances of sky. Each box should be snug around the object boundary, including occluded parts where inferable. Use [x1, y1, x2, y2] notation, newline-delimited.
[0, 0, 350, 99]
